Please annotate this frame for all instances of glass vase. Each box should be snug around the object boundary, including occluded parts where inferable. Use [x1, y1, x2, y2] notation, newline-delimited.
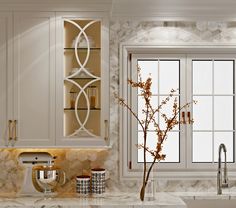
[144, 170, 156, 201]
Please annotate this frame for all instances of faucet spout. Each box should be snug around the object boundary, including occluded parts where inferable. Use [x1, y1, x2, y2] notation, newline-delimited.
[217, 143, 228, 195]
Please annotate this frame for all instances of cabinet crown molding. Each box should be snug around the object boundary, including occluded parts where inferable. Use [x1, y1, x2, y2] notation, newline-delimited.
[1, 0, 236, 20]
[0, 0, 112, 12]
[111, 0, 236, 20]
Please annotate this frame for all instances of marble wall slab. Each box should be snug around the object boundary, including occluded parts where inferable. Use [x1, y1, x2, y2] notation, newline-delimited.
[109, 20, 236, 192]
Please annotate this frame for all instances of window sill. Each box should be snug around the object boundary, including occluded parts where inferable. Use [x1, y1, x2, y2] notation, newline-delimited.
[120, 169, 236, 180]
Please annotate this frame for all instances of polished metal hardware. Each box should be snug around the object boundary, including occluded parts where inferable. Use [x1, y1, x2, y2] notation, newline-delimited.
[129, 161, 132, 169]
[8, 120, 13, 141]
[104, 119, 109, 142]
[217, 143, 228, 195]
[12, 120, 17, 141]
[181, 112, 186, 124]
[187, 111, 191, 124]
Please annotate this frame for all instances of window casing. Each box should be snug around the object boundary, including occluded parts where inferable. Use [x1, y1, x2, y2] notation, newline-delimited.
[119, 45, 236, 179]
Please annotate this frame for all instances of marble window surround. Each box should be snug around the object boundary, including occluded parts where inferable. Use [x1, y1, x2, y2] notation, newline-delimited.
[1, 21, 236, 195]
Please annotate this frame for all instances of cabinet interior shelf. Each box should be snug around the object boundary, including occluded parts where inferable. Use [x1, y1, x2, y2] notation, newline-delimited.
[64, 108, 101, 111]
[64, 47, 101, 50]
[66, 77, 97, 80]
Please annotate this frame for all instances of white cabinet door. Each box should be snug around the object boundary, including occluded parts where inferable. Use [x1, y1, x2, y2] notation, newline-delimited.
[12, 12, 56, 146]
[0, 12, 13, 147]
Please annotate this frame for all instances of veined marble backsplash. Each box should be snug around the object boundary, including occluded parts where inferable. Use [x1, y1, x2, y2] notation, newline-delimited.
[1, 20, 236, 195]
[0, 149, 110, 194]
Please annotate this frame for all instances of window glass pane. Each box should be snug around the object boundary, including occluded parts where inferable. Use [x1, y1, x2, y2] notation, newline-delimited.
[138, 60, 158, 94]
[138, 131, 179, 163]
[193, 60, 212, 94]
[193, 96, 212, 130]
[159, 96, 179, 130]
[214, 96, 234, 130]
[138, 132, 157, 162]
[161, 132, 179, 162]
[138, 96, 158, 130]
[214, 132, 234, 162]
[159, 60, 179, 94]
[193, 132, 212, 162]
[214, 60, 234, 94]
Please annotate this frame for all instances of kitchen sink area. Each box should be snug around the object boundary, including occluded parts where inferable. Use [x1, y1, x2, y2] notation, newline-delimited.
[181, 192, 236, 208]
[184, 199, 236, 208]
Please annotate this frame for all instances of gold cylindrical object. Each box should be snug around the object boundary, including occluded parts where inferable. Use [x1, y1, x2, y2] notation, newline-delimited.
[8, 120, 12, 141]
[187, 111, 191, 124]
[13, 120, 17, 141]
[181, 112, 186, 124]
[87, 86, 98, 109]
[104, 120, 109, 141]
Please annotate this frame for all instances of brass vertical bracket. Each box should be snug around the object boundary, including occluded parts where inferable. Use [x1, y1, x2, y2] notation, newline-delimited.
[187, 112, 191, 124]
[181, 112, 186, 124]
[13, 120, 17, 141]
[129, 161, 132, 169]
[8, 120, 12, 141]
[104, 120, 109, 143]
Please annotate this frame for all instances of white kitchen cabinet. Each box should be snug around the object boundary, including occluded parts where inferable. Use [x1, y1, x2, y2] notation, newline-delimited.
[55, 12, 110, 147]
[0, 12, 56, 147]
[0, 11, 109, 147]
[12, 12, 56, 147]
[0, 12, 13, 147]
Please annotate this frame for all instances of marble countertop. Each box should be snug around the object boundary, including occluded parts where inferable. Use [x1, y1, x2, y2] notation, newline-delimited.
[0, 192, 186, 208]
[2, 191, 236, 207]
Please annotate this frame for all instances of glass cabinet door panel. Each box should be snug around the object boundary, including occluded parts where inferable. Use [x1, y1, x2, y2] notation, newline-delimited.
[63, 19, 102, 138]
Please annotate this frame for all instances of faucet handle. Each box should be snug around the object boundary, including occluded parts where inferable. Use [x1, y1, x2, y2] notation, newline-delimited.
[222, 182, 229, 188]
[222, 176, 229, 188]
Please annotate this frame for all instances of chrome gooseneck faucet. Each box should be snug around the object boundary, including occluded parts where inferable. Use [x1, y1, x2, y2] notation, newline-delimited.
[217, 143, 228, 195]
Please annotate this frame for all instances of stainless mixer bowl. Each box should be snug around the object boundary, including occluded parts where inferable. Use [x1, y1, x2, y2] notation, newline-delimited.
[32, 165, 65, 193]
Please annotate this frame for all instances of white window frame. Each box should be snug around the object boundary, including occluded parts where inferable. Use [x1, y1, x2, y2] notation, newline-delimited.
[187, 54, 236, 170]
[130, 54, 186, 170]
[119, 44, 236, 180]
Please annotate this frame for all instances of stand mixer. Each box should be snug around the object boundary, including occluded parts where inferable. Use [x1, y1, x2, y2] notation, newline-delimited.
[18, 152, 66, 196]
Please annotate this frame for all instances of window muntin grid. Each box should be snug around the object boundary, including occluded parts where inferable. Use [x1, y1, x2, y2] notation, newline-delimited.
[192, 60, 235, 163]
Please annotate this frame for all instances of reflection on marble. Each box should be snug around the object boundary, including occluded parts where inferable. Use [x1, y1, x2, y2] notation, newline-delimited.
[1, 20, 236, 196]
[172, 192, 231, 200]
[0, 192, 186, 208]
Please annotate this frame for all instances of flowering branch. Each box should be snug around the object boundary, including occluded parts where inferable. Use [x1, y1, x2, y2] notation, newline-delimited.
[116, 66, 196, 201]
